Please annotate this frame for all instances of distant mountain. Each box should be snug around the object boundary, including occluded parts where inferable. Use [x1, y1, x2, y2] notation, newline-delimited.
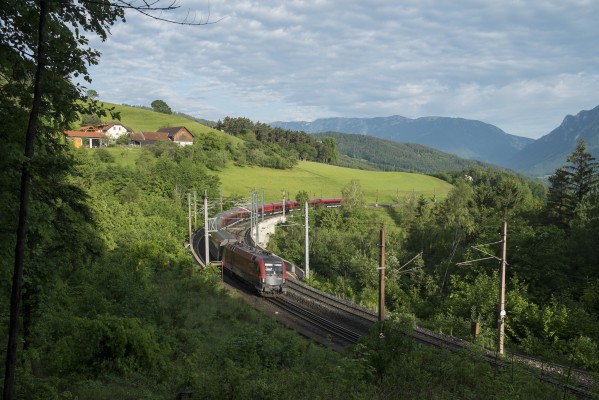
[271, 115, 533, 166]
[314, 132, 497, 173]
[509, 105, 599, 176]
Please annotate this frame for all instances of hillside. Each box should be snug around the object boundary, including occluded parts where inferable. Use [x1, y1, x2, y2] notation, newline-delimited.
[94, 102, 237, 142]
[314, 131, 499, 173]
[509, 105, 599, 176]
[271, 115, 533, 166]
[216, 161, 453, 204]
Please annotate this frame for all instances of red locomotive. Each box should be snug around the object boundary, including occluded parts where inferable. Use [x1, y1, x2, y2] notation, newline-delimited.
[222, 242, 287, 296]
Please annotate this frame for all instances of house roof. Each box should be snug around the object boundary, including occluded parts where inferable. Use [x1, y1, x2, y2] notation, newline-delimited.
[78, 125, 99, 132]
[131, 131, 170, 141]
[64, 130, 105, 138]
[156, 126, 194, 137]
[98, 121, 133, 132]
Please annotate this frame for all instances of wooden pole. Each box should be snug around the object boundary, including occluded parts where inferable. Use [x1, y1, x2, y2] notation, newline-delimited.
[204, 190, 209, 265]
[498, 219, 507, 355]
[188, 193, 192, 246]
[378, 224, 386, 322]
[305, 202, 309, 279]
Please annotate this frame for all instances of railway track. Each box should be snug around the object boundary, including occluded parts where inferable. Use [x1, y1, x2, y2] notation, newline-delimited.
[267, 296, 361, 346]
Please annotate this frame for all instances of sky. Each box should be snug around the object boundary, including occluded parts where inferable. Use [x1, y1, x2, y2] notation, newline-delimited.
[85, 0, 599, 139]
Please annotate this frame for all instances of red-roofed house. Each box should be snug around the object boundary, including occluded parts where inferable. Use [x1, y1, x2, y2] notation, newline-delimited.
[63, 130, 105, 148]
[130, 126, 194, 147]
[130, 132, 171, 147]
[156, 126, 194, 146]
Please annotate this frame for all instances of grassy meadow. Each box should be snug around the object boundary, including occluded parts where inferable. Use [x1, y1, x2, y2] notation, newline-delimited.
[101, 147, 452, 204]
[217, 161, 453, 203]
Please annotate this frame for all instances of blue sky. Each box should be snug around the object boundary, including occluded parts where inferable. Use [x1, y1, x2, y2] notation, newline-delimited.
[86, 0, 599, 139]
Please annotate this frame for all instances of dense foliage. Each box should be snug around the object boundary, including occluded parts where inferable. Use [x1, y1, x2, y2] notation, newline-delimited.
[270, 154, 599, 372]
[215, 117, 339, 167]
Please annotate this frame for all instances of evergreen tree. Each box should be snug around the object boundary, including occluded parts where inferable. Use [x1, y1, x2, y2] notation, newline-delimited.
[546, 139, 598, 227]
[566, 138, 599, 204]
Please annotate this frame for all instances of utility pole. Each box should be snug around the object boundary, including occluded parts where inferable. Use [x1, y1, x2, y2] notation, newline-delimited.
[282, 190, 286, 217]
[254, 191, 259, 245]
[187, 193, 192, 246]
[378, 223, 386, 322]
[498, 219, 508, 355]
[261, 190, 265, 222]
[250, 191, 254, 238]
[204, 190, 210, 265]
[304, 202, 309, 279]
[219, 189, 223, 213]
[193, 190, 197, 230]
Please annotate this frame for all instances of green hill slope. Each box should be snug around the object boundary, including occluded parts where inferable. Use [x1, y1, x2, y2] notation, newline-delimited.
[97, 102, 235, 140]
[315, 131, 499, 173]
[217, 161, 452, 204]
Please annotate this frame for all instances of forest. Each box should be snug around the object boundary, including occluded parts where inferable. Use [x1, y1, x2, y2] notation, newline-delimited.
[269, 141, 599, 372]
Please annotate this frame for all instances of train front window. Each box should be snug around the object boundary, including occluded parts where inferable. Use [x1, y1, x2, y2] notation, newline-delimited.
[264, 263, 274, 276]
[264, 262, 283, 276]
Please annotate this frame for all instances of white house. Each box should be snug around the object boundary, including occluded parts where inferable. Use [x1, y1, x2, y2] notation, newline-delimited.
[98, 122, 132, 139]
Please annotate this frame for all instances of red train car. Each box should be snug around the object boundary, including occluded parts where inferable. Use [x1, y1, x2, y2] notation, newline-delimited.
[222, 242, 287, 296]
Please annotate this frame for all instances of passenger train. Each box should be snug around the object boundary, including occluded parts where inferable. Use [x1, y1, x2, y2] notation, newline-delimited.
[208, 197, 342, 296]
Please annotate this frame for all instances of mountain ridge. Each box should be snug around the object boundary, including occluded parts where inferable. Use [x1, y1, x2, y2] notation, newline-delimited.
[508, 105, 599, 175]
[271, 115, 533, 167]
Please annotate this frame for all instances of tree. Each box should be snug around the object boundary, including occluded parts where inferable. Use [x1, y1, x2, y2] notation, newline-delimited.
[494, 177, 525, 218]
[86, 89, 99, 100]
[341, 179, 365, 210]
[545, 139, 598, 227]
[565, 138, 598, 205]
[296, 190, 310, 205]
[151, 99, 173, 114]
[317, 137, 339, 164]
[1, 2, 214, 398]
[81, 113, 102, 126]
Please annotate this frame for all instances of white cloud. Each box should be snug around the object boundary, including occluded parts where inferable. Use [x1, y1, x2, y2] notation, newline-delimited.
[83, 0, 599, 138]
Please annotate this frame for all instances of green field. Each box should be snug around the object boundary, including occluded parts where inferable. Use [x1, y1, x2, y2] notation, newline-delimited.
[101, 148, 452, 204]
[217, 161, 453, 204]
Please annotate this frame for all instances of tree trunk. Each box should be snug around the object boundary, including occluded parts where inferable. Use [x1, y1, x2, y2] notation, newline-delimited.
[3, 1, 48, 399]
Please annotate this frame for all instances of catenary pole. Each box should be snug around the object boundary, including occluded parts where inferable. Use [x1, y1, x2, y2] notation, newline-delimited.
[305, 202, 309, 279]
[378, 224, 386, 322]
[219, 189, 223, 213]
[249, 191, 254, 239]
[254, 192, 259, 245]
[498, 219, 507, 355]
[187, 193, 192, 246]
[193, 190, 197, 230]
[282, 190, 286, 217]
[204, 190, 209, 265]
